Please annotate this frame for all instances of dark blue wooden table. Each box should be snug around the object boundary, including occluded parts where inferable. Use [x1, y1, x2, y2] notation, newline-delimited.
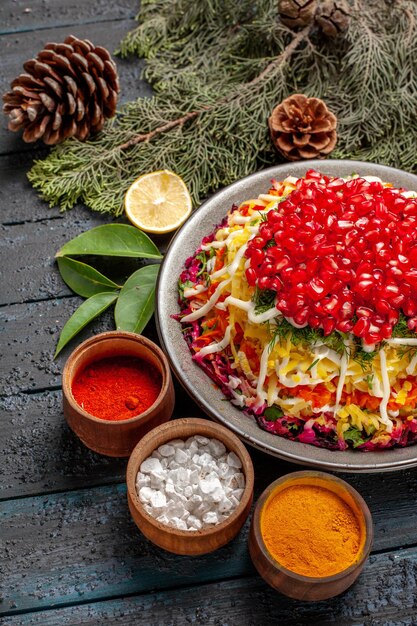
[1, 2, 417, 624]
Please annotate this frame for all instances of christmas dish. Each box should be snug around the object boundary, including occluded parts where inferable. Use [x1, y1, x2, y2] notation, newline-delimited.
[176, 169, 417, 452]
[156, 161, 417, 471]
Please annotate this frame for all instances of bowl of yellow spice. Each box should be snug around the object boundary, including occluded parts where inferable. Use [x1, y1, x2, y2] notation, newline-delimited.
[249, 471, 373, 601]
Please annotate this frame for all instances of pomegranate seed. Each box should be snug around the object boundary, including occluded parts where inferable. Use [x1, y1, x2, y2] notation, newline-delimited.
[245, 268, 256, 286]
[398, 254, 410, 267]
[281, 266, 296, 282]
[337, 320, 354, 332]
[260, 226, 272, 240]
[308, 315, 321, 328]
[364, 332, 382, 345]
[270, 278, 282, 291]
[322, 317, 336, 336]
[274, 257, 291, 272]
[273, 230, 284, 243]
[371, 313, 385, 326]
[266, 246, 284, 261]
[355, 279, 374, 296]
[384, 283, 400, 296]
[337, 268, 353, 282]
[372, 269, 384, 281]
[375, 299, 392, 316]
[252, 236, 266, 249]
[353, 317, 370, 337]
[403, 298, 417, 317]
[305, 259, 320, 276]
[293, 309, 309, 325]
[258, 276, 272, 290]
[290, 268, 308, 283]
[388, 310, 399, 325]
[305, 169, 322, 181]
[261, 263, 275, 277]
[306, 278, 326, 301]
[390, 294, 405, 307]
[356, 306, 373, 318]
[340, 301, 354, 317]
[380, 323, 393, 339]
[267, 210, 281, 224]
[277, 298, 290, 315]
[407, 317, 417, 331]
[405, 269, 417, 286]
[321, 295, 341, 313]
[403, 200, 417, 216]
[250, 248, 264, 265]
[327, 178, 344, 190]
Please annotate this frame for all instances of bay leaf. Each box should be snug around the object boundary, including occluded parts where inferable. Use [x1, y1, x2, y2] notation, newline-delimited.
[54, 292, 118, 358]
[57, 257, 120, 298]
[56, 224, 162, 259]
[114, 264, 159, 334]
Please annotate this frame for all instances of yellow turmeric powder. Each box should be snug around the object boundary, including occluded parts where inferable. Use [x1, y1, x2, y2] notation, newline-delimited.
[260, 483, 363, 577]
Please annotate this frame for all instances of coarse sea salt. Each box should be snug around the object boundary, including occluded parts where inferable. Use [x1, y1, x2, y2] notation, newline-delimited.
[136, 435, 245, 531]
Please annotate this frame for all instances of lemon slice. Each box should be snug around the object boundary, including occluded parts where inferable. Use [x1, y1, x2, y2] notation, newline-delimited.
[125, 170, 192, 234]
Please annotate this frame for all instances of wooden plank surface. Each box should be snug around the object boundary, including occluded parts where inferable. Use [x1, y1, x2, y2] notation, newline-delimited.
[0, 298, 163, 396]
[2, 555, 417, 626]
[0, 152, 53, 224]
[2, 0, 417, 624]
[2, 465, 417, 615]
[0, 0, 136, 34]
[0, 213, 111, 305]
[0, 209, 171, 305]
[0, 297, 113, 395]
[0, 391, 126, 500]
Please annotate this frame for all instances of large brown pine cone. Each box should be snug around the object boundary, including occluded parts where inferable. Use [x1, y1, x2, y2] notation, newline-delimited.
[269, 94, 337, 161]
[2, 35, 119, 145]
[278, 0, 318, 29]
[315, 0, 350, 37]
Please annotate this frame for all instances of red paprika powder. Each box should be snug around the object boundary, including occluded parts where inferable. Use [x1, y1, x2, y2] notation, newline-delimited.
[72, 355, 162, 421]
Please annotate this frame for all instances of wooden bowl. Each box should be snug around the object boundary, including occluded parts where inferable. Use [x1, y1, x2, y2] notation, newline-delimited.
[249, 471, 373, 601]
[126, 417, 255, 555]
[62, 331, 175, 457]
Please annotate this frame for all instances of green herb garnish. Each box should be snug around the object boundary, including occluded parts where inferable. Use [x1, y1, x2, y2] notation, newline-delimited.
[392, 313, 417, 339]
[178, 278, 194, 301]
[264, 406, 284, 422]
[343, 427, 372, 448]
[306, 358, 320, 372]
[268, 318, 348, 357]
[353, 346, 376, 370]
[253, 287, 276, 314]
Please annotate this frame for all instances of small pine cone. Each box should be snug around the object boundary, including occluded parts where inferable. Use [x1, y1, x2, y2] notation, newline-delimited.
[278, 0, 318, 29]
[2, 35, 119, 145]
[315, 0, 350, 38]
[269, 94, 337, 161]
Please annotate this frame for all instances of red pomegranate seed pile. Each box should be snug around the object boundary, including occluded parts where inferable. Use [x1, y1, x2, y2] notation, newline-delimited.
[245, 169, 417, 345]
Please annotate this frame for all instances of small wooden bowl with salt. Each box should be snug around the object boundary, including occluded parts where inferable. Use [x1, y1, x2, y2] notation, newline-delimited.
[126, 417, 255, 555]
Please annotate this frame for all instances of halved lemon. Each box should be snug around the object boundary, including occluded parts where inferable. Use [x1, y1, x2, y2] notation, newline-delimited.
[125, 170, 192, 234]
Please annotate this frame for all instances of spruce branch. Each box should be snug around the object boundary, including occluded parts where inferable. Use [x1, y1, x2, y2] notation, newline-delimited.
[28, 0, 417, 216]
[118, 109, 201, 151]
[117, 24, 311, 153]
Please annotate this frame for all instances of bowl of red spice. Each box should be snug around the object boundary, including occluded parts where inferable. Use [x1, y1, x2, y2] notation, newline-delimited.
[249, 471, 373, 601]
[62, 331, 175, 457]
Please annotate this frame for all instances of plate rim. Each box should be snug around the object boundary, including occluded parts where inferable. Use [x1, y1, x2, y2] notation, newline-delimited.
[156, 159, 417, 473]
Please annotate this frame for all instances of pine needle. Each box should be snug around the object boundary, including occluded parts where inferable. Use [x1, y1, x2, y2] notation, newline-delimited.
[28, 0, 417, 216]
